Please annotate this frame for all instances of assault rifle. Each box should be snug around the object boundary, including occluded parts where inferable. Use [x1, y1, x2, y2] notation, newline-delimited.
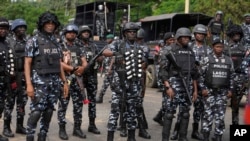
[166, 51, 192, 105]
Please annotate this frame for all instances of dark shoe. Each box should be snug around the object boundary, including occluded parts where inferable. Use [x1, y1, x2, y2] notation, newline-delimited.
[37, 133, 46, 141]
[96, 95, 103, 103]
[138, 129, 151, 139]
[212, 134, 222, 141]
[202, 132, 209, 141]
[107, 131, 114, 141]
[88, 118, 101, 134]
[127, 130, 136, 141]
[3, 120, 14, 137]
[170, 122, 180, 140]
[0, 135, 8, 141]
[59, 124, 68, 140]
[120, 128, 127, 137]
[191, 123, 203, 140]
[16, 117, 26, 134]
[73, 126, 86, 138]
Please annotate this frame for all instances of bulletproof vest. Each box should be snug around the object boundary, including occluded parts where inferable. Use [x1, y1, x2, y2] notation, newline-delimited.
[117, 41, 143, 80]
[8, 38, 26, 71]
[169, 45, 196, 76]
[224, 44, 245, 72]
[33, 36, 61, 75]
[205, 54, 231, 88]
[96, 11, 105, 21]
[62, 42, 82, 66]
[84, 43, 97, 62]
[0, 42, 8, 75]
[211, 21, 223, 34]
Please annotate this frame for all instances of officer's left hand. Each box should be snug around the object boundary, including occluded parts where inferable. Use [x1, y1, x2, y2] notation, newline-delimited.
[75, 66, 84, 76]
[192, 91, 198, 102]
[63, 83, 69, 98]
[227, 90, 232, 98]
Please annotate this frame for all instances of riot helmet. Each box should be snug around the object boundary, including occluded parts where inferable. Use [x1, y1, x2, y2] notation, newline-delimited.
[137, 28, 145, 39]
[193, 24, 207, 35]
[11, 19, 27, 31]
[63, 24, 78, 35]
[37, 11, 60, 31]
[0, 17, 9, 29]
[215, 10, 223, 16]
[123, 22, 139, 34]
[78, 25, 92, 39]
[226, 24, 243, 39]
[163, 32, 175, 41]
[175, 27, 191, 39]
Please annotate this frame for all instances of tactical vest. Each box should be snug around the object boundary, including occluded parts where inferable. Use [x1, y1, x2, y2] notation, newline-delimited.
[205, 54, 231, 88]
[225, 44, 245, 73]
[169, 46, 196, 76]
[9, 38, 26, 71]
[62, 42, 82, 66]
[117, 42, 143, 80]
[33, 36, 61, 75]
[0, 42, 8, 75]
[211, 21, 223, 34]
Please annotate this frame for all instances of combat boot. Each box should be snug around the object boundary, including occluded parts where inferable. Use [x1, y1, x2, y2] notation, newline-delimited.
[162, 113, 173, 141]
[96, 93, 104, 103]
[202, 132, 209, 141]
[37, 133, 46, 141]
[73, 123, 86, 138]
[0, 135, 8, 141]
[191, 123, 203, 140]
[138, 116, 151, 139]
[127, 130, 136, 141]
[212, 134, 222, 141]
[107, 131, 114, 141]
[3, 119, 14, 137]
[170, 121, 180, 140]
[178, 118, 189, 141]
[59, 124, 68, 140]
[153, 110, 163, 126]
[120, 127, 127, 137]
[88, 118, 101, 134]
[16, 117, 26, 134]
[232, 111, 239, 125]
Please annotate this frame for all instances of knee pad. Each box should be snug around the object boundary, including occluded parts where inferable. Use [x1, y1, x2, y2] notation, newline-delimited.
[165, 113, 174, 120]
[28, 111, 41, 125]
[182, 112, 190, 119]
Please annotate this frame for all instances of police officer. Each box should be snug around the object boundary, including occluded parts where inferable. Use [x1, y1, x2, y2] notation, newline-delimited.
[189, 24, 212, 140]
[24, 12, 69, 141]
[241, 13, 250, 48]
[153, 32, 175, 127]
[161, 27, 198, 141]
[0, 17, 12, 141]
[107, 22, 146, 141]
[3, 18, 28, 137]
[57, 24, 88, 140]
[78, 25, 101, 134]
[136, 28, 151, 139]
[95, 4, 105, 40]
[200, 39, 234, 141]
[224, 24, 246, 125]
[207, 11, 224, 41]
[96, 34, 115, 103]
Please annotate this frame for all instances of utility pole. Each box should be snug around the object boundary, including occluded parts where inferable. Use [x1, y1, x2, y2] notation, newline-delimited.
[185, 0, 190, 13]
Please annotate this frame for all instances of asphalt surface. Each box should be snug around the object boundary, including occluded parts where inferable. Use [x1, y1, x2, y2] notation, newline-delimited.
[0, 74, 245, 141]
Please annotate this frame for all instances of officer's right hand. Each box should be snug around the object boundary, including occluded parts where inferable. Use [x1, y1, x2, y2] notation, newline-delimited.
[166, 88, 175, 100]
[202, 89, 208, 97]
[26, 84, 34, 99]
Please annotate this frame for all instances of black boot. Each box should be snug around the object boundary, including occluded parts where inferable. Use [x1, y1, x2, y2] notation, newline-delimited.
[153, 109, 163, 126]
[73, 123, 86, 138]
[107, 131, 114, 141]
[16, 117, 26, 134]
[96, 94, 104, 103]
[3, 119, 14, 137]
[162, 113, 173, 141]
[212, 134, 222, 141]
[59, 124, 68, 140]
[120, 127, 127, 137]
[178, 117, 189, 141]
[232, 111, 239, 125]
[88, 118, 101, 134]
[37, 133, 46, 141]
[191, 123, 203, 140]
[0, 135, 8, 141]
[138, 116, 151, 139]
[202, 132, 209, 141]
[127, 130, 136, 141]
[170, 122, 180, 140]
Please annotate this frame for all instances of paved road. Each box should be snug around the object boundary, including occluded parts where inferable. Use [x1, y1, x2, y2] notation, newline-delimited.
[1, 75, 245, 141]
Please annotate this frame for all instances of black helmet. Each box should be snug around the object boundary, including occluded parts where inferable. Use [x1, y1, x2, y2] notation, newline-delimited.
[63, 24, 78, 35]
[78, 25, 92, 37]
[37, 11, 60, 31]
[226, 24, 243, 39]
[11, 19, 27, 31]
[193, 24, 207, 35]
[163, 32, 175, 41]
[137, 28, 145, 38]
[175, 27, 191, 39]
[123, 22, 139, 32]
[0, 17, 9, 29]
